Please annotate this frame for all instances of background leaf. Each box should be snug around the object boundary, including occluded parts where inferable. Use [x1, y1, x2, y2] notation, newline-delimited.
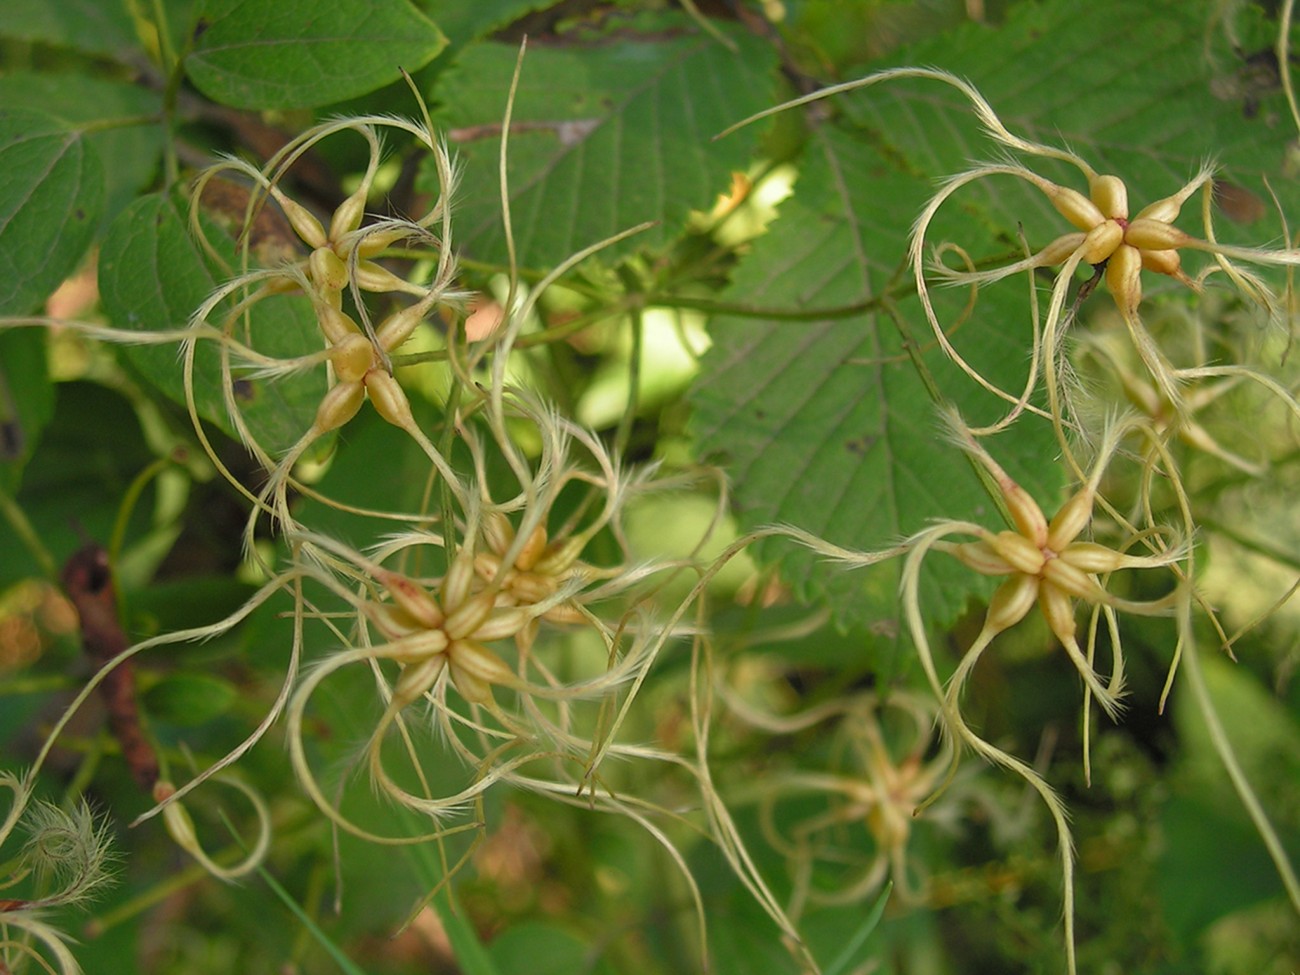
[97, 192, 326, 456]
[691, 125, 1060, 630]
[0, 381, 154, 588]
[423, 0, 553, 48]
[0, 0, 138, 58]
[841, 0, 1299, 249]
[486, 920, 618, 975]
[0, 107, 103, 316]
[0, 329, 54, 493]
[0, 73, 163, 228]
[142, 671, 239, 725]
[431, 20, 779, 268]
[186, 0, 448, 109]
[690, 0, 1300, 629]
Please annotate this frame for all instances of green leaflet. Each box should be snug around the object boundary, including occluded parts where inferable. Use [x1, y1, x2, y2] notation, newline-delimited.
[690, 0, 1300, 630]
[98, 192, 325, 457]
[186, 0, 448, 109]
[0, 329, 54, 493]
[0, 0, 137, 58]
[423, 0, 553, 48]
[691, 125, 1057, 631]
[431, 21, 779, 269]
[0, 73, 163, 230]
[0, 382, 154, 588]
[0, 108, 103, 317]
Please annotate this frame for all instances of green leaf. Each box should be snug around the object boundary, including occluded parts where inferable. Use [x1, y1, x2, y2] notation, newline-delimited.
[487, 921, 617, 975]
[0, 73, 163, 228]
[0, 382, 154, 588]
[0, 107, 103, 316]
[0, 328, 54, 493]
[691, 125, 1060, 629]
[422, 0, 551, 48]
[433, 888, 503, 975]
[432, 21, 779, 268]
[1173, 653, 1300, 827]
[1159, 792, 1291, 940]
[690, 833, 800, 975]
[143, 671, 238, 725]
[97, 192, 326, 456]
[844, 0, 1300, 246]
[291, 405, 446, 542]
[692, 0, 1300, 629]
[185, 0, 448, 109]
[129, 575, 259, 637]
[0, 0, 138, 58]
[254, 864, 370, 975]
[824, 882, 891, 975]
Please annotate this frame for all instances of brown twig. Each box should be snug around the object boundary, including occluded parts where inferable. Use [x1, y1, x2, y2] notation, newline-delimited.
[60, 545, 159, 795]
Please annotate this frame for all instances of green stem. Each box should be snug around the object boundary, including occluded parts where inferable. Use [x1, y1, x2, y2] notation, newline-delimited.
[155, 0, 195, 189]
[75, 114, 164, 136]
[108, 454, 175, 570]
[614, 267, 645, 457]
[150, 0, 177, 72]
[0, 483, 57, 580]
[438, 380, 463, 555]
[1178, 590, 1300, 915]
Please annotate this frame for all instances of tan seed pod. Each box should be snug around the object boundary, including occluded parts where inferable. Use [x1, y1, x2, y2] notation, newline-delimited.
[314, 381, 365, 433]
[1000, 478, 1048, 546]
[951, 539, 1015, 576]
[1104, 243, 1144, 314]
[273, 189, 327, 249]
[534, 537, 585, 576]
[393, 655, 447, 707]
[473, 551, 506, 585]
[1040, 180, 1105, 232]
[375, 302, 429, 352]
[356, 225, 412, 259]
[1080, 220, 1124, 265]
[444, 592, 496, 642]
[983, 573, 1039, 636]
[481, 513, 515, 555]
[990, 531, 1046, 576]
[1123, 217, 1189, 251]
[509, 573, 556, 604]
[1038, 583, 1078, 645]
[515, 524, 549, 572]
[443, 547, 477, 610]
[1057, 541, 1127, 574]
[450, 639, 515, 689]
[317, 304, 361, 345]
[387, 627, 450, 665]
[378, 571, 444, 630]
[351, 260, 411, 294]
[473, 607, 533, 642]
[1089, 174, 1129, 220]
[328, 186, 368, 241]
[309, 246, 349, 293]
[1139, 246, 1185, 279]
[1135, 190, 1186, 224]
[1033, 232, 1089, 268]
[363, 370, 415, 431]
[1046, 489, 1095, 553]
[447, 661, 493, 705]
[331, 334, 376, 384]
[1042, 558, 1106, 602]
